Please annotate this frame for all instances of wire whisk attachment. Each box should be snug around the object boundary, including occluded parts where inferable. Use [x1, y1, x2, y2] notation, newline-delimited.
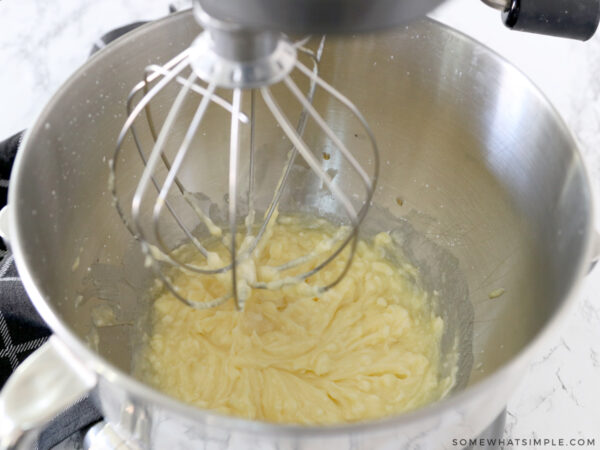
[110, 10, 379, 310]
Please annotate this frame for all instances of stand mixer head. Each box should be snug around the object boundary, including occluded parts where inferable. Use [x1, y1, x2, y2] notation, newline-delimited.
[195, 0, 446, 33]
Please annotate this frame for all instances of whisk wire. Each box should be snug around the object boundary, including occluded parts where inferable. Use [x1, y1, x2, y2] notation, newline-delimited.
[111, 54, 192, 238]
[246, 89, 257, 237]
[131, 70, 197, 241]
[259, 87, 362, 291]
[151, 80, 217, 268]
[283, 76, 372, 188]
[229, 88, 243, 309]
[260, 88, 358, 222]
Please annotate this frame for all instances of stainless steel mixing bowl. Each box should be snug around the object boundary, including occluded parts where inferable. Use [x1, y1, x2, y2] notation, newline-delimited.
[1, 10, 596, 450]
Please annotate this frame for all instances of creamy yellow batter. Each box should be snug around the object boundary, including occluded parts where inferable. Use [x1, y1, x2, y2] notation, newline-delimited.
[137, 218, 453, 424]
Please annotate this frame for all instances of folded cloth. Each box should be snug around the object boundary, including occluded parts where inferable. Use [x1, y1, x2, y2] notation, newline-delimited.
[0, 15, 157, 448]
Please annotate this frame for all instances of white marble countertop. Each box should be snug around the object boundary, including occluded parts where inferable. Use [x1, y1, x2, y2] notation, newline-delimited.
[1, 0, 599, 448]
